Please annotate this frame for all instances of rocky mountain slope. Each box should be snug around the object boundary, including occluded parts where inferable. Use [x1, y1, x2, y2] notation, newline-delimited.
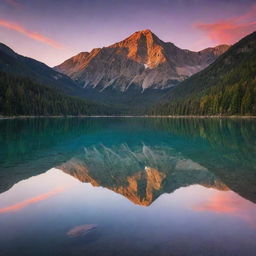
[55, 29, 229, 92]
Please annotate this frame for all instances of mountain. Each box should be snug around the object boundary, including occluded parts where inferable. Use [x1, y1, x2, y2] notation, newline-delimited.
[55, 30, 229, 93]
[151, 31, 256, 115]
[0, 43, 80, 94]
[0, 31, 229, 114]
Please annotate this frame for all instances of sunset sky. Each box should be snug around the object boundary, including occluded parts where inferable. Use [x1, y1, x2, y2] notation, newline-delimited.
[1, 0, 255, 66]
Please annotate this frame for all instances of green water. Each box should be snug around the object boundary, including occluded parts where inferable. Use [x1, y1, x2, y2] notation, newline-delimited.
[0, 118, 255, 256]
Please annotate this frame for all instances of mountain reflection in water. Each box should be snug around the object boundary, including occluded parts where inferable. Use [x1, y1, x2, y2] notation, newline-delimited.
[59, 144, 228, 206]
[0, 118, 255, 256]
[0, 117, 255, 203]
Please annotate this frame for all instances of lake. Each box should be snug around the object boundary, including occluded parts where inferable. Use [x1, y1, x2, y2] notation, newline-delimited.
[0, 117, 255, 256]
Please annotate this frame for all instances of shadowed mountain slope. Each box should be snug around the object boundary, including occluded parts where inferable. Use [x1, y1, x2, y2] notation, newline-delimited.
[151, 31, 256, 115]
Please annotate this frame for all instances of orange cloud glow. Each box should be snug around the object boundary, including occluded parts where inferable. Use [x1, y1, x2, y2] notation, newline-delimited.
[0, 187, 64, 214]
[0, 19, 64, 49]
[195, 6, 256, 44]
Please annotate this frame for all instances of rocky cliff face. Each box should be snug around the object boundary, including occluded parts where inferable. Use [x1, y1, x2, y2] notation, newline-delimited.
[55, 30, 229, 92]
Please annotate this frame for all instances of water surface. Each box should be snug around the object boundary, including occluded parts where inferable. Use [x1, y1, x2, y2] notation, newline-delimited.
[0, 118, 255, 256]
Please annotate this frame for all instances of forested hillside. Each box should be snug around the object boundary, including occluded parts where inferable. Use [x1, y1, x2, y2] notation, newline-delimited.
[0, 72, 110, 116]
[0, 43, 81, 94]
[150, 31, 256, 116]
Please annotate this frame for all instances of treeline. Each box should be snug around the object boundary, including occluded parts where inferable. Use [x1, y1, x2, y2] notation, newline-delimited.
[0, 72, 110, 116]
[151, 79, 256, 115]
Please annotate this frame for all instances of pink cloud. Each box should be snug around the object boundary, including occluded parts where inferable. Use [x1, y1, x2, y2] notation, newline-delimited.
[195, 6, 256, 44]
[0, 19, 64, 49]
[194, 192, 239, 213]
[0, 187, 65, 213]
[193, 191, 256, 228]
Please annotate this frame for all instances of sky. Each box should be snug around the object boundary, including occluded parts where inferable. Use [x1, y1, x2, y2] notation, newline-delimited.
[0, 0, 255, 66]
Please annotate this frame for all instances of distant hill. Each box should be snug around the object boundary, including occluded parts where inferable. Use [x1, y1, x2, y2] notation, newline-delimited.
[151, 31, 256, 116]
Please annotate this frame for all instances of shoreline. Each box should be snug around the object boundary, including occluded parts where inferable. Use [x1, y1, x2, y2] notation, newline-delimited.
[1, 115, 256, 119]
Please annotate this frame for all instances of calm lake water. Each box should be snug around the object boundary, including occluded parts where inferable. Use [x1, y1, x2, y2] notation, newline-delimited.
[0, 117, 255, 256]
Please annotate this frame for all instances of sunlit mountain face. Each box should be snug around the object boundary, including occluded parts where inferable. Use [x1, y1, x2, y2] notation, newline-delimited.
[0, 118, 255, 256]
[54, 30, 229, 92]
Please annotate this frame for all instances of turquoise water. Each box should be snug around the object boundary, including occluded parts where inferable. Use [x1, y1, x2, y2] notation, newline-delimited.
[0, 118, 255, 256]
